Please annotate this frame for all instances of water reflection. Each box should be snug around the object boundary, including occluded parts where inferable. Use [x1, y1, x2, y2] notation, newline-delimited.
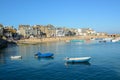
[34, 57, 54, 61]
[0, 59, 6, 64]
[0, 53, 6, 64]
[65, 62, 91, 67]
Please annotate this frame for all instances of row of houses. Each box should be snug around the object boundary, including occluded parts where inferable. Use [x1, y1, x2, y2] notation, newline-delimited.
[0, 24, 107, 40]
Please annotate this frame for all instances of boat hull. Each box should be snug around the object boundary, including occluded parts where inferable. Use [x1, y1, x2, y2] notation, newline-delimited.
[35, 52, 54, 58]
[112, 39, 119, 42]
[66, 57, 91, 63]
[11, 56, 22, 59]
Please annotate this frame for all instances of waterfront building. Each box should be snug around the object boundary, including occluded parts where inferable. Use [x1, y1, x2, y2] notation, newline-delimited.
[57, 27, 76, 36]
[32, 25, 46, 38]
[55, 27, 65, 37]
[56, 29, 65, 37]
[18, 24, 49, 38]
[18, 25, 31, 38]
[30, 24, 55, 38]
[76, 28, 96, 36]
[45, 24, 56, 37]
[96, 32, 107, 36]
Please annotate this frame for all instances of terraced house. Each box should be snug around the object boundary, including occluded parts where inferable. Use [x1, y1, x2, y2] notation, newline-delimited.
[18, 25, 31, 38]
[18, 24, 56, 38]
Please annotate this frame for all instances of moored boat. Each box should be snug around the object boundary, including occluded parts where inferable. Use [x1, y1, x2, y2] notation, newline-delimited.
[35, 52, 54, 58]
[112, 39, 119, 42]
[11, 56, 22, 59]
[65, 57, 91, 63]
[103, 38, 112, 42]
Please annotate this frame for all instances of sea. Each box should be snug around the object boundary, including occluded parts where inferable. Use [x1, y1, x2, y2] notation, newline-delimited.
[0, 41, 120, 80]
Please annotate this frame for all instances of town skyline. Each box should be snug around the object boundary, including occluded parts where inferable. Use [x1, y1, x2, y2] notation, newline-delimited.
[0, 23, 109, 33]
[0, 0, 120, 34]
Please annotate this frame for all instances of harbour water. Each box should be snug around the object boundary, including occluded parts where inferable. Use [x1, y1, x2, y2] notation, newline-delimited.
[0, 41, 120, 80]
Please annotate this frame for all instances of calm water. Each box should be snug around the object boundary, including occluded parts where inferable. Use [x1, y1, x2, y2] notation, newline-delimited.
[0, 41, 120, 80]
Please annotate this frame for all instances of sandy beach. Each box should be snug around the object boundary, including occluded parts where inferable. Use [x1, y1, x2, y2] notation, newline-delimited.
[17, 35, 109, 44]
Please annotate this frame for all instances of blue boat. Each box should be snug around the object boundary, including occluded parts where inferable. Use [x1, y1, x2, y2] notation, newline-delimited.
[35, 52, 54, 58]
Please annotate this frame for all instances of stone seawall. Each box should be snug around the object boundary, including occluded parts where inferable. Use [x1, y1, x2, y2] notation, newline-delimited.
[17, 35, 109, 44]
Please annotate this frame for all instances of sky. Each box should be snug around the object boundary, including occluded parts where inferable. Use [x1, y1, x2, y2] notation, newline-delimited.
[0, 0, 120, 33]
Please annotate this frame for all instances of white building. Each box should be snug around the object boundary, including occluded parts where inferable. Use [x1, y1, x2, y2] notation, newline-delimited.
[76, 28, 96, 36]
[56, 30, 65, 37]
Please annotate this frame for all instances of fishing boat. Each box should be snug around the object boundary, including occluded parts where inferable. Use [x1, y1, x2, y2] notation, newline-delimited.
[65, 57, 91, 63]
[11, 56, 22, 59]
[35, 52, 54, 58]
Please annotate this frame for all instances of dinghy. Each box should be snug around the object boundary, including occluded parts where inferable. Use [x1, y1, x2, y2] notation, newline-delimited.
[112, 39, 119, 42]
[65, 57, 91, 63]
[11, 56, 22, 59]
[35, 52, 54, 58]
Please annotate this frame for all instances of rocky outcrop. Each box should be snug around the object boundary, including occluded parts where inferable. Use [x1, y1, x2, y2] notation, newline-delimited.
[0, 39, 8, 49]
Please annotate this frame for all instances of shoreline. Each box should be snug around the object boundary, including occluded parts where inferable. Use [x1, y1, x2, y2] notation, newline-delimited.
[17, 35, 110, 44]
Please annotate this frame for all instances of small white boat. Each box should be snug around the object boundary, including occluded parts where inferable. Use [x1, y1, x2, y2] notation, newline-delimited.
[103, 38, 112, 42]
[112, 39, 119, 42]
[11, 56, 22, 59]
[65, 57, 91, 63]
